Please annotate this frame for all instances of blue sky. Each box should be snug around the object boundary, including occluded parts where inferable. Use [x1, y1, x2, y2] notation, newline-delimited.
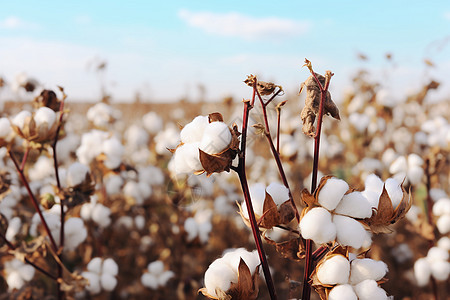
[1, 1, 449, 102]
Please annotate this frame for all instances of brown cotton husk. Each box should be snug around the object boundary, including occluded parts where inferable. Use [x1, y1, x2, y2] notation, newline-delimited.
[300, 176, 335, 216]
[263, 235, 305, 261]
[199, 259, 259, 300]
[58, 173, 95, 208]
[362, 184, 412, 234]
[34, 89, 61, 112]
[299, 74, 340, 137]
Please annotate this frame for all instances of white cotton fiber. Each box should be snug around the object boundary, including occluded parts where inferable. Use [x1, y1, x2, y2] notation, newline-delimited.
[100, 273, 117, 291]
[414, 258, 431, 286]
[353, 279, 389, 300]
[82, 271, 101, 294]
[427, 246, 449, 262]
[0, 118, 12, 137]
[241, 183, 266, 218]
[87, 257, 103, 274]
[184, 217, 198, 241]
[222, 248, 259, 276]
[102, 137, 124, 169]
[364, 174, 383, 194]
[12, 110, 31, 128]
[34, 107, 56, 130]
[180, 116, 209, 143]
[334, 191, 373, 218]
[385, 178, 403, 208]
[17, 264, 35, 281]
[318, 178, 349, 210]
[299, 207, 336, 244]
[432, 198, 450, 216]
[173, 143, 202, 174]
[328, 284, 357, 300]
[204, 263, 237, 297]
[158, 270, 175, 286]
[349, 258, 388, 285]
[5, 217, 21, 241]
[141, 272, 158, 289]
[66, 162, 90, 187]
[142, 111, 163, 135]
[7, 271, 25, 291]
[148, 261, 165, 274]
[102, 258, 119, 276]
[430, 260, 450, 281]
[389, 156, 407, 174]
[333, 215, 367, 249]
[266, 182, 290, 206]
[437, 237, 450, 251]
[317, 254, 350, 285]
[64, 217, 87, 251]
[407, 166, 424, 185]
[362, 190, 381, 209]
[199, 122, 232, 154]
[408, 153, 424, 168]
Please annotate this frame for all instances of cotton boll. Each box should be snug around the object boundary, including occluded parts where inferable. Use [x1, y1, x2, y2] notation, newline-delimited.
[141, 273, 158, 289]
[82, 272, 101, 294]
[333, 215, 367, 249]
[199, 122, 232, 154]
[64, 218, 87, 251]
[5, 217, 22, 241]
[125, 125, 149, 149]
[299, 207, 336, 244]
[389, 156, 407, 175]
[353, 279, 389, 300]
[180, 116, 209, 143]
[318, 178, 349, 210]
[158, 270, 175, 286]
[135, 215, 146, 230]
[408, 153, 424, 167]
[328, 284, 357, 300]
[0, 117, 12, 137]
[241, 183, 266, 218]
[266, 182, 290, 206]
[92, 203, 111, 228]
[334, 191, 373, 218]
[12, 110, 31, 128]
[349, 259, 388, 285]
[414, 258, 431, 286]
[184, 217, 198, 241]
[142, 111, 163, 135]
[362, 190, 380, 209]
[432, 198, 450, 216]
[28, 156, 54, 182]
[100, 273, 117, 291]
[221, 248, 259, 276]
[407, 166, 424, 185]
[66, 162, 90, 187]
[427, 247, 449, 262]
[7, 271, 25, 291]
[430, 260, 450, 281]
[102, 137, 124, 169]
[148, 261, 165, 275]
[429, 189, 448, 202]
[34, 107, 56, 130]
[317, 255, 350, 285]
[204, 263, 237, 297]
[436, 215, 450, 234]
[17, 264, 35, 281]
[104, 174, 123, 195]
[385, 178, 403, 209]
[87, 257, 103, 274]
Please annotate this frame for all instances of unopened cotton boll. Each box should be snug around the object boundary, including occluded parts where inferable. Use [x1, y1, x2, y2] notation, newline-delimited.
[317, 254, 350, 285]
[199, 121, 232, 154]
[349, 258, 388, 285]
[328, 284, 357, 300]
[353, 279, 389, 300]
[414, 258, 431, 286]
[34, 106, 56, 130]
[299, 207, 336, 244]
[318, 178, 349, 210]
[334, 191, 373, 218]
[385, 178, 403, 208]
[180, 115, 209, 143]
[266, 182, 289, 206]
[66, 162, 90, 187]
[333, 215, 368, 249]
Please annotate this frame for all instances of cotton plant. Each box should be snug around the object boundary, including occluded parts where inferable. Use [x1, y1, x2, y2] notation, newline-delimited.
[82, 257, 119, 294]
[389, 153, 424, 185]
[200, 248, 260, 299]
[3, 258, 35, 291]
[414, 238, 450, 287]
[141, 261, 175, 290]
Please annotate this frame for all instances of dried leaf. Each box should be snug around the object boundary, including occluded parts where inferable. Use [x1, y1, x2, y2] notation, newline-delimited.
[259, 193, 280, 229]
[244, 74, 281, 95]
[299, 74, 340, 137]
[264, 236, 305, 260]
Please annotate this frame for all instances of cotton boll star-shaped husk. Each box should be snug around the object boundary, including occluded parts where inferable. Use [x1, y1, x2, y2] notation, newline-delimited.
[362, 182, 412, 234]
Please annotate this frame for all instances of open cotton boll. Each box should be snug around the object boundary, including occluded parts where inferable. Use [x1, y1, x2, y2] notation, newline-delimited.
[221, 248, 259, 276]
[199, 121, 232, 154]
[333, 215, 367, 249]
[407, 166, 424, 185]
[362, 190, 381, 209]
[241, 183, 266, 218]
[64, 218, 87, 251]
[430, 260, 450, 281]
[385, 178, 403, 208]
[389, 156, 407, 175]
[141, 272, 158, 289]
[82, 271, 101, 294]
[204, 263, 238, 298]
[436, 215, 450, 234]
[353, 279, 389, 300]
[101, 258, 118, 276]
[158, 270, 175, 286]
[148, 261, 165, 274]
[437, 237, 450, 251]
[66, 162, 90, 187]
[16, 263, 35, 281]
[104, 174, 124, 195]
[349, 258, 388, 284]
[28, 156, 54, 181]
[100, 273, 117, 291]
[172, 143, 202, 174]
[34, 107, 56, 130]
[87, 257, 103, 274]
[318, 178, 349, 210]
[142, 111, 163, 135]
[328, 284, 357, 300]
[414, 258, 431, 286]
[317, 254, 350, 285]
[6, 271, 24, 291]
[427, 246, 449, 262]
[432, 198, 450, 216]
[266, 182, 290, 206]
[299, 207, 336, 244]
[184, 217, 199, 241]
[102, 137, 124, 169]
[12, 110, 31, 128]
[334, 191, 373, 218]
[5, 217, 21, 241]
[180, 115, 209, 143]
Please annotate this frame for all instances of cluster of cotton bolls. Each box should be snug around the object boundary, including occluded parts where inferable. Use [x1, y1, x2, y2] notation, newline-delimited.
[3, 258, 35, 291]
[240, 182, 290, 219]
[141, 261, 174, 290]
[86, 102, 122, 128]
[184, 209, 213, 244]
[81, 257, 119, 294]
[414, 237, 450, 287]
[299, 177, 373, 249]
[432, 197, 450, 234]
[170, 115, 232, 175]
[203, 248, 259, 298]
[415, 116, 450, 148]
[389, 153, 424, 185]
[316, 254, 391, 300]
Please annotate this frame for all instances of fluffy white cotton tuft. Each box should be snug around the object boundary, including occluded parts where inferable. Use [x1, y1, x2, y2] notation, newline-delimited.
[266, 182, 290, 206]
[385, 178, 403, 208]
[333, 215, 367, 249]
[430, 260, 450, 281]
[317, 254, 350, 285]
[364, 174, 384, 195]
[5, 217, 22, 241]
[180, 115, 209, 143]
[101, 273, 118, 291]
[172, 142, 202, 174]
[34, 107, 56, 130]
[414, 258, 431, 286]
[334, 191, 373, 218]
[353, 279, 389, 300]
[199, 121, 232, 154]
[437, 237, 450, 251]
[318, 178, 349, 210]
[87, 257, 103, 274]
[299, 207, 336, 244]
[436, 215, 450, 234]
[432, 198, 450, 216]
[328, 284, 357, 300]
[66, 162, 90, 187]
[349, 258, 388, 285]
[141, 273, 158, 289]
[241, 183, 266, 218]
[12, 110, 31, 128]
[427, 247, 449, 262]
[102, 137, 124, 169]
[204, 263, 237, 297]
[0, 117, 12, 138]
[64, 217, 87, 251]
[82, 271, 101, 294]
[221, 248, 259, 276]
[142, 111, 163, 134]
[102, 258, 119, 276]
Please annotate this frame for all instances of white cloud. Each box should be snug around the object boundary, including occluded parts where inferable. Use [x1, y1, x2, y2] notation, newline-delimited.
[178, 9, 310, 40]
[0, 16, 40, 30]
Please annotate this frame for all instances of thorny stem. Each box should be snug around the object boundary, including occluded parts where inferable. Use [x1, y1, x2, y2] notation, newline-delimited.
[234, 93, 277, 300]
[8, 150, 59, 252]
[255, 88, 300, 223]
[0, 231, 58, 281]
[302, 63, 333, 300]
